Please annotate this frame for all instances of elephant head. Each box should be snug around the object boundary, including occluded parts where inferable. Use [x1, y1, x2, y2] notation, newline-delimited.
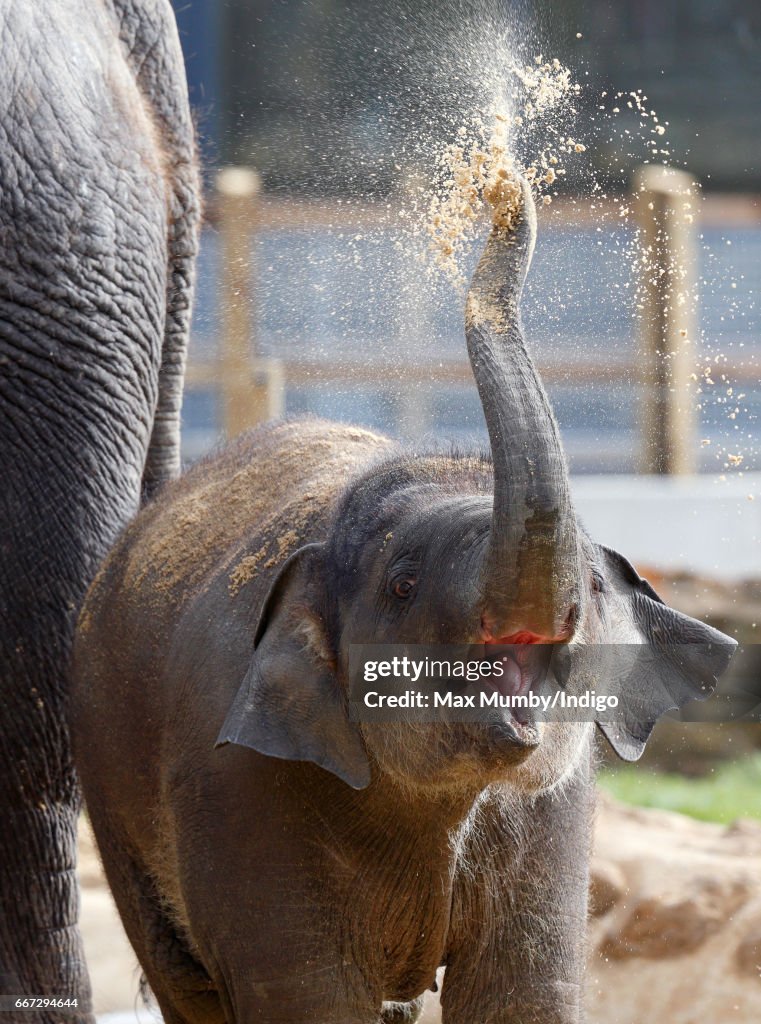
[218, 178, 736, 794]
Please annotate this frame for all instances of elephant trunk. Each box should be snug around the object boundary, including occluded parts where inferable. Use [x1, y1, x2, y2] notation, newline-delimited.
[465, 177, 580, 641]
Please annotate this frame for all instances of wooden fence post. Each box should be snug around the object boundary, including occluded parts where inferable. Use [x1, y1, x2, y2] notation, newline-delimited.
[216, 166, 284, 439]
[634, 165, 699, 475]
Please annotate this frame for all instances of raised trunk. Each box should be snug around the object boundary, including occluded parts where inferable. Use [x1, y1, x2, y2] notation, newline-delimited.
[465, 178, 580, 640]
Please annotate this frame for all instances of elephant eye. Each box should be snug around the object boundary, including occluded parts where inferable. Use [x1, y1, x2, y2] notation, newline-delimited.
[392, 577, 417, 600]
[591, 568, 606, 594]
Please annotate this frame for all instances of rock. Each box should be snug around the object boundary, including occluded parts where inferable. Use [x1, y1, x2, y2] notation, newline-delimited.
[599, 875, 752, 959]
[600, 893, 724, 959]
[734, 908, 761, 978]
[724, 817, 761, 846]
[588, 797, 761, 1023]
[589, 860, 626, 918]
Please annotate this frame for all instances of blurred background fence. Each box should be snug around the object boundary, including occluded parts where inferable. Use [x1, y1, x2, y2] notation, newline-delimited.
[169, 0, 761, 581]
[183, 169, 761, 476]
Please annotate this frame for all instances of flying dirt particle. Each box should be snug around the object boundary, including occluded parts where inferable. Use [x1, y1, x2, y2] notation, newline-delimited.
[425, 55, 582, 283]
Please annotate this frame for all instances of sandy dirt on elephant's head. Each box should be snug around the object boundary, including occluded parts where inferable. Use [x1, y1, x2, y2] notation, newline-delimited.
[228, 522, 308, 596]
[119, 422, 393, 607]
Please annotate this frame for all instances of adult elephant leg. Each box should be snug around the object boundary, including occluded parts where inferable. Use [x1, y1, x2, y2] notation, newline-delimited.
[0, 482, 141, 1022]
[0, 537, 96, 1021]
[0, 807, 90, 1020]
[441, 755, 595, 1024]
[0, 0, 198, 1014]
[115, 0, 201, 498]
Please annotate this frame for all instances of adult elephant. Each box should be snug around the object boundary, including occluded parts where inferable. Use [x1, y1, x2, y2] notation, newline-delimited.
[0, 1, 199, 1017]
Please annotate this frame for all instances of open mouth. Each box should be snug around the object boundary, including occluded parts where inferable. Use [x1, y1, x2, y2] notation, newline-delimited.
[464, 643, 554, 747]
[491, 646, 545, 700]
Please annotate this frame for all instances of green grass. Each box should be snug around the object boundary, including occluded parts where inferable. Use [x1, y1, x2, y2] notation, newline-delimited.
[598, 754, 761, 824]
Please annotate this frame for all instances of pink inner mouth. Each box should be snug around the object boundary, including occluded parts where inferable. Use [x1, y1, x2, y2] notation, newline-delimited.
[492, 650, 536, 698]
[481, 629, 561, 701]
[479, 642, 554, 702]
[486, 630, 558, 645]
[496, 653, 526, 698]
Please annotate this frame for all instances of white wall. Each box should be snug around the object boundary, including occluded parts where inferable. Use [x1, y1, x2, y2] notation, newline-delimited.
[572, 474, 761, 580]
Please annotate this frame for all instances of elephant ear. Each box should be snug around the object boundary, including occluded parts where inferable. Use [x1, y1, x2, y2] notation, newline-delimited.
[216, 543, 371, 790]
[595, 547, 737, 761]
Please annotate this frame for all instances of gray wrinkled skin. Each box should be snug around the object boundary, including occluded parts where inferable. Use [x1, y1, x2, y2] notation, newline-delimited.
[71, 422, 596, 1024]
[71, 421, 731, 1024]
[70, 177, 733, 1021]
[0, 2, 199, 1018]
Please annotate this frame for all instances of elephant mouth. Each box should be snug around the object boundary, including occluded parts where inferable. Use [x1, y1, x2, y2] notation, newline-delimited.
[462, 643, 553, 748]
[482, 617, 576, 645]
[484, 716, 541, 750]
[482, 643, 553, 699]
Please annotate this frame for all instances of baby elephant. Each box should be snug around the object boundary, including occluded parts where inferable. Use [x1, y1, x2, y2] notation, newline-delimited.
[72, 181, 734, 1024]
